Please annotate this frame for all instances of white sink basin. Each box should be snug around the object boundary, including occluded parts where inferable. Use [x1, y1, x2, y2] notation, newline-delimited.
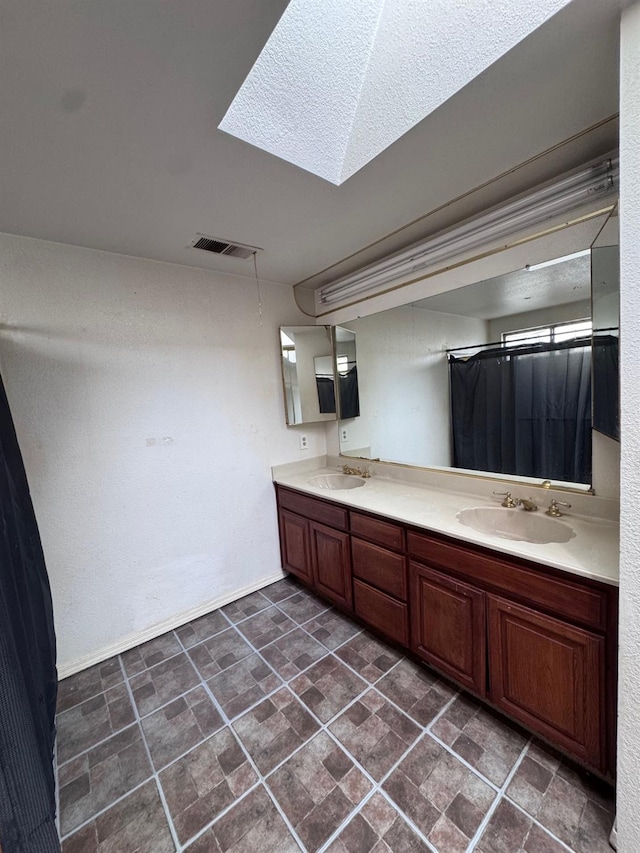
[308, 474, 366, 491]
[457, 507, 575, 544]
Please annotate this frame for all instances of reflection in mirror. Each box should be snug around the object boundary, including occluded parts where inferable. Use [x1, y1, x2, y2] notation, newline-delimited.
[333, 327, 360, 422]
[592, 210, 619, 441]
[280, 326, 337, 425]
[340, 248, 604, 487]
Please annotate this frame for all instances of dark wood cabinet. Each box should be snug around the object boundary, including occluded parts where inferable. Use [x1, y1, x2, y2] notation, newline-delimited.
[274, 484, 618, 777]
[310, 521, 352, 610]
[278, 508, 312, 584]
[410, 561, 486, 696]
[488, 595, 604, 768]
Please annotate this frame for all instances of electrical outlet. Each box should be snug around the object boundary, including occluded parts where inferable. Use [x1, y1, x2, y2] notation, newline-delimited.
[299, 434, 309, 450]
[341, 428, 348, 442]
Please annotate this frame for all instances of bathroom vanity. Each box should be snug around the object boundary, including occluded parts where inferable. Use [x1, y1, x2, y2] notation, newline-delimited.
[273, 463, 619, 779]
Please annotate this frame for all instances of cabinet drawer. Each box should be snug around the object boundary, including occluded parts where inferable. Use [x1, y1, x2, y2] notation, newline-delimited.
[352, 538, 407, 600]
[353, 579, 409, 646]
[277, 487, 348, 530]
[407, 530, 607, 630]
[350, 511, 404, 550]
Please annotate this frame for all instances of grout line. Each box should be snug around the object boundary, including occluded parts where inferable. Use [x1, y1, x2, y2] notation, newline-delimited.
[58, 776, 154, 842]
[378, 787, 440, 853]
[465, 737, 532, 852]
[56, 721, 141, 770]
[506, 798, 577, 853]
[116, 656, 182, 853]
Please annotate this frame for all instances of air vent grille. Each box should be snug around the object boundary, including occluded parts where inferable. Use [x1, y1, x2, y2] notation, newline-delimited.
[188, 234, 261, 260]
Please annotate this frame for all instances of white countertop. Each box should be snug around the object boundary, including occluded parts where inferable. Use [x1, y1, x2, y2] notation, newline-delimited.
[272, 458, 620, 587]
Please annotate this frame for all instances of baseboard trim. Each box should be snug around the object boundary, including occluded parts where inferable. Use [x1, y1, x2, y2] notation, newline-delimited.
[57, 570, 287, 680]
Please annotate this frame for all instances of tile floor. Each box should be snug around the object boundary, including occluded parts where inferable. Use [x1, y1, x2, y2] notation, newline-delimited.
[55, 577, 615, 852]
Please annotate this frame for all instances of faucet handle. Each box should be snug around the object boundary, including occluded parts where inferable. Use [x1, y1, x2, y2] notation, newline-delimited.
[493, 491, 519, 508]
[546, 499, 571, 517]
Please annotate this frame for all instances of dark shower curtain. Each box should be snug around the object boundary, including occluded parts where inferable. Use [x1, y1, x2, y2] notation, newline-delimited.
[0, 372, 59, 852]
[450, 339, 592, 483]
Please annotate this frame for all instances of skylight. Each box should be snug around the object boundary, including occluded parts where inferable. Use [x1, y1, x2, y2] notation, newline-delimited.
[219, 0, 573, 185]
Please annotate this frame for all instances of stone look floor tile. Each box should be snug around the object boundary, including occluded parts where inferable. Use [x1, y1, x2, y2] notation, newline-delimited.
[290, 655, 367, 723]
[430, 693, 527, 786]
[175, 610, 229, 649]
[506, 742, 615, 853]
[234, 605, 296, 649]
[206, 653, 283, 719]
[329, 689, 422, 780]
[327, 792, 432, 852]
[129, 652, 201, 717]
[476, 798, 567, 853]
[120, 632, 183, 677]
[61, 781, 175, 852]
[159, 727, 258, 845]
[233, 688, 320, 775]
[188, 628, 253, 681]
[267, 731, 372, 852]
[260, 576, 303, 603]
[186, 785, 300, 852]
[275, 591, 330, 625]
[303, 609, 362, 651]
[375, 658, 456, 727]
[222, 591, 271, 623]
[335, 632, 403, 683]
[261, 627, 328, 680]
[141, 686, 224, 770]
[382, 734, 496, 852]
[56, 684, 136, 764]
[57, 657, 124, 714]
[56, 580, 616, 853]
[58, 724, 152, 836]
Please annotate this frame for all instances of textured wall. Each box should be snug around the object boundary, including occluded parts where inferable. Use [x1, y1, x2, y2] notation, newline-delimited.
[346, 305, 488, 467]
[617, 3, 640, 847]
[0, 234, 323, 673]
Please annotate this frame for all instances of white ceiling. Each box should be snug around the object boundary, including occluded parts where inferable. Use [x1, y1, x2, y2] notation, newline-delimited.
[220, 0, 574, 185]
[0, 0, 621, 288]
[412, 254, 591, 319]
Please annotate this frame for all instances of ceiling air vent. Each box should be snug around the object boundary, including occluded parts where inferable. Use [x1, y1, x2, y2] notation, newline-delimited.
[188, 233, 261, 260]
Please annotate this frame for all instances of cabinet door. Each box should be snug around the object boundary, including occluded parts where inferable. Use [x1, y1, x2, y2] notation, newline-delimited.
[410, 561, 486, 696]
[278, 509, 312, 585]
[488, 595, 604, 769]
[310, 521, 352, 610]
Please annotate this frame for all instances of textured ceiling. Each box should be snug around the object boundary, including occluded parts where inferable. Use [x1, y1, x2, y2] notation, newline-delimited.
[220, 0, 573, 185]
[0, 0, 620, 286]
[412, 255, 591, 319]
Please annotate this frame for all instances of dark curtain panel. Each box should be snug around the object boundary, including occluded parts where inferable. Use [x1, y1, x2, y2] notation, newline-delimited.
[339, 366, 360, 420]
[315, 376, 336, 414]
[593, 334, 619, 441]
[450, 340, 592, 483]
[0, 373, 59, 852]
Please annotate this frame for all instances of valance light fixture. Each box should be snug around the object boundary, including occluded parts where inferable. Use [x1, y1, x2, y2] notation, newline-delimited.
[318, 158, 618, 306]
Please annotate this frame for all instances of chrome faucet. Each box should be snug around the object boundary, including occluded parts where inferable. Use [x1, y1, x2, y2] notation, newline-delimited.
[342, 464, 371, 478]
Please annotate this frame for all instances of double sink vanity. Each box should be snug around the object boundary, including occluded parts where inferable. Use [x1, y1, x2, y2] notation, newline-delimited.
[272, 457, 619, 780]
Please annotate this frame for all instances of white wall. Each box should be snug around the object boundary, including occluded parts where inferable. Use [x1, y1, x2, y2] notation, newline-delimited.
[343, 305, 488, 467]
[617, 4, 640, 847]
[0, 234, 325, 674]
[487, 299, 591, 341]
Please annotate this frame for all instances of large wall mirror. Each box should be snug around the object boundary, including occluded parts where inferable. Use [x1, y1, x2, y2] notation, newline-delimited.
[338, 208, 619, 490]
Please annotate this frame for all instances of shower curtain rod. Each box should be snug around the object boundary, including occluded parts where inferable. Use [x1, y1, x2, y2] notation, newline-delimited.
[446, 335, 592, 358]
